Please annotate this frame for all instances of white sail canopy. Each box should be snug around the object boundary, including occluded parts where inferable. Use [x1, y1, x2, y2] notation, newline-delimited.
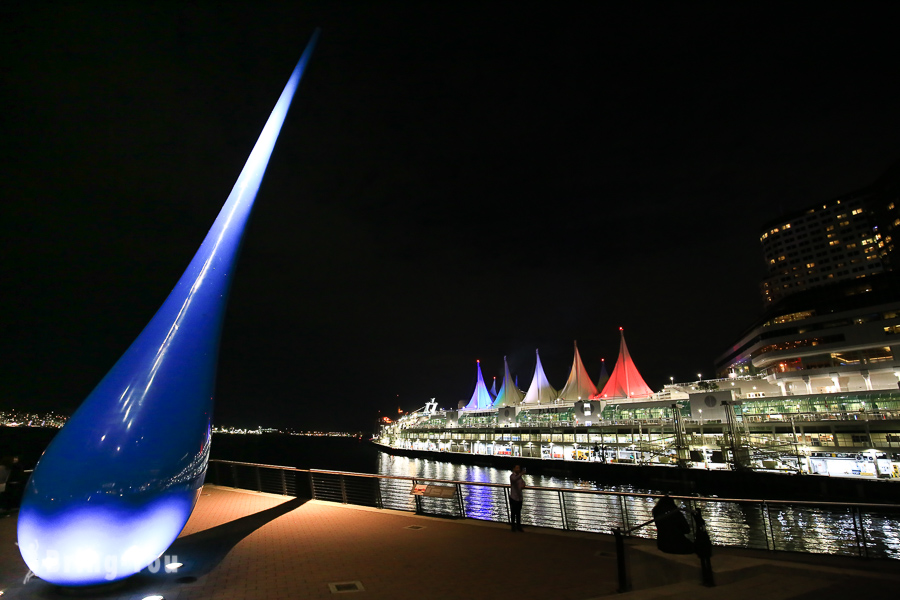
[520, 349, 558, 405]
[493, 356, 525, 407]
[558, 341, 598, 401]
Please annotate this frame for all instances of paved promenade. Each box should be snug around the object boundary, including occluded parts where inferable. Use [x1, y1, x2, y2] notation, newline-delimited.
[1, 485, 898, 599]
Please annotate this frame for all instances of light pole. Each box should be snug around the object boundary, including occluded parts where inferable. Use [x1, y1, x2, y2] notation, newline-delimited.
[699, 409, 704, 449]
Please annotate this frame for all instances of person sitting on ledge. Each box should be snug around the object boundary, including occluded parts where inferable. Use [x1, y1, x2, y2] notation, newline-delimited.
[652, 495, 695, 554]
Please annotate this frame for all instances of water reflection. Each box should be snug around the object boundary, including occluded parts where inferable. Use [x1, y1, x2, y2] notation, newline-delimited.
[375, 452, 898, 559]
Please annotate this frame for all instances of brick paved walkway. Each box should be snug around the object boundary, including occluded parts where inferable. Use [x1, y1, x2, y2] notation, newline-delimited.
[1, 485, 898, 599]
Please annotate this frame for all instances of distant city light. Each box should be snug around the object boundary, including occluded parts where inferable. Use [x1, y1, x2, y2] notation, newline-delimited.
[0, 410, 67, 428]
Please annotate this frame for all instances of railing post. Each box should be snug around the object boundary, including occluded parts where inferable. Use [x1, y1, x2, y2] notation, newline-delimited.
[255, 466, 262, 492]
[851, 505, 863, 556]
[231, 463, 238, 489]
[614, 528, 630, 593]
[504, 487, 510, 525]
[619, 495, 630, 532]
[309, 472, 317, 500]
[851, 506, 869, 558]
[375, 477, 383, 509]
[340, 474, 348, 504]
[558, 490, 569, 530]
[412, 478, 421, 514]
[456, 483, 466, 519]
[858, 507, 869, 559]
[213, 460, 220, 486]
[280, 469, 287, 495]
[762, 502, 777, 551]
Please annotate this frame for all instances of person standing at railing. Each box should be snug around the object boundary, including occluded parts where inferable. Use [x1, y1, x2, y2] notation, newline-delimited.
[509, 465, 526, 532]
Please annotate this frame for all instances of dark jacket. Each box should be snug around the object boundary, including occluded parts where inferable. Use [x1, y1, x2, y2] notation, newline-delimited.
[652, 496, 695, 554]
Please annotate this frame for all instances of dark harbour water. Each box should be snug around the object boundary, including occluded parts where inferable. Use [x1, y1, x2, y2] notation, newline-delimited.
[209, 434, 644, 491]
[2, 427, 652, 495]
[4, 430, 899, 559]
[0, 430, 385, 477]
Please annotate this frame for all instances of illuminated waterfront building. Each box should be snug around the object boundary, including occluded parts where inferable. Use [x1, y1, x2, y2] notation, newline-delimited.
[719, 162, 900, 394]
[716, 273, 900, 393]
[379, 329, 900, 476]
[759, 162, 899, 306]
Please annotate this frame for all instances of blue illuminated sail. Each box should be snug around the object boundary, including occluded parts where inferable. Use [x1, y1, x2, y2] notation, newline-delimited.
[462, 360, 494, 411]
[17, 31, 320, 586]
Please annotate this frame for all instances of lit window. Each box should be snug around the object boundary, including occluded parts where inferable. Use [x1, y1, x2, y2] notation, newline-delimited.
[852, 208, 863, 215]
[806, 262, 815, 268]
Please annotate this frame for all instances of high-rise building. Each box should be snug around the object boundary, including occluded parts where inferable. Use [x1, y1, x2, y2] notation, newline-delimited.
[758, 162, 899, 306]
[760, 169, 900, 307]
[716, 161, 900, 390]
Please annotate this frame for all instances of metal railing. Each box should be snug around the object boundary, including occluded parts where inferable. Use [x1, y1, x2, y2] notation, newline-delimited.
[206, 459, 900, 560]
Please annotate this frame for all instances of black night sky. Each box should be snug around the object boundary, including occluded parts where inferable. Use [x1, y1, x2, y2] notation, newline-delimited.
[2, 4, 898, 432]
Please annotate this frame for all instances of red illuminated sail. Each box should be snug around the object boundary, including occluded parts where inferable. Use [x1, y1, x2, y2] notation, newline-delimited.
[595, 329, 654, 399]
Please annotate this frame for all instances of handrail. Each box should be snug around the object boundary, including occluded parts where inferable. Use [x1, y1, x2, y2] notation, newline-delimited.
[212, 458, 306, 471]
[207, 459, 900, 510]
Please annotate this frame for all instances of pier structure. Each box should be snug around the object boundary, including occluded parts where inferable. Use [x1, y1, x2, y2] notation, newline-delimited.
[381, 388, 900, 476]
[379, 329, 900, 477]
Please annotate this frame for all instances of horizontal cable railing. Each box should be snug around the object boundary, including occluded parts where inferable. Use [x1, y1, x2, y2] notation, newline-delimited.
[206, 459, 900, 560]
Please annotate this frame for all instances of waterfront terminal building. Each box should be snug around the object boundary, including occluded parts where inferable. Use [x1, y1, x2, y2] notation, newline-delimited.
[377, 330, 900, 479]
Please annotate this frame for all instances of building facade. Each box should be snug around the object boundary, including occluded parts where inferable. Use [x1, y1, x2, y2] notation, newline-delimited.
[759, 162, 900, 306]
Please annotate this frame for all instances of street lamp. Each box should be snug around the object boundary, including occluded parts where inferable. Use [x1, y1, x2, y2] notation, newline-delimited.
[699, 408, 704, 443]
[697, 373, 702, 382]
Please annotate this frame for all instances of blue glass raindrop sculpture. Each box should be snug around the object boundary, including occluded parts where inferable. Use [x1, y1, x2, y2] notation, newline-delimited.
[17, 31, 320, 586]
